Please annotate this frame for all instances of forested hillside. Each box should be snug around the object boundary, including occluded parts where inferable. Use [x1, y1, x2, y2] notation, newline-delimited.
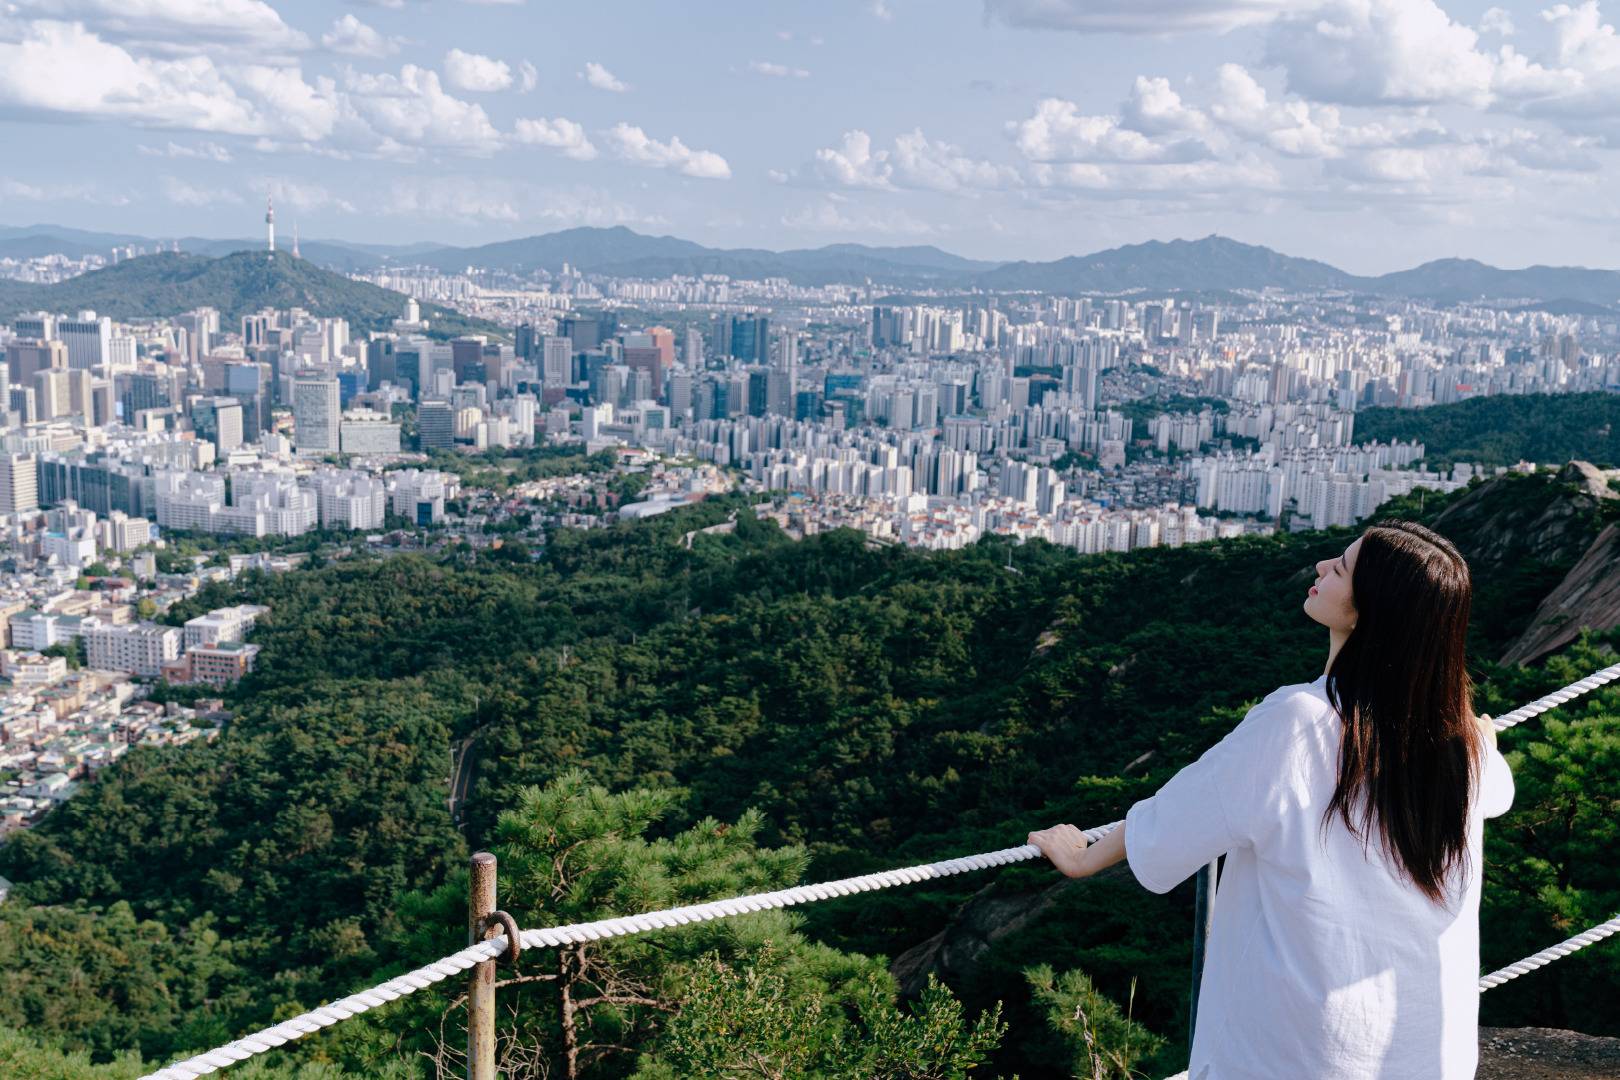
[1355, 392, 1620, 468]
[2, 470, 1618, 1078]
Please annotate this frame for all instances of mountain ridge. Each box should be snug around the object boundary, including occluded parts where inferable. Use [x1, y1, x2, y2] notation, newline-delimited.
[5, 223, 1620, 303]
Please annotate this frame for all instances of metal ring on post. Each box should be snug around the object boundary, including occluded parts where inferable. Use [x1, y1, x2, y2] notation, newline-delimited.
[483, 910, 523, 966]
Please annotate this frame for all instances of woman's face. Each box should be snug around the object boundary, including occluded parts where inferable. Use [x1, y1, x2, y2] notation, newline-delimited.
[1305, 536, 1361, 634]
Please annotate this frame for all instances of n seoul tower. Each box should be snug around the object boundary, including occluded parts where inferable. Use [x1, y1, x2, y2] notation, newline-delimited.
[265, 196, 276, 261]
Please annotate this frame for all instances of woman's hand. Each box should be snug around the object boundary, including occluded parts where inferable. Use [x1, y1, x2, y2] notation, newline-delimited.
[1028, 823, 1093, 879]
[1478, 712, 1497, 749]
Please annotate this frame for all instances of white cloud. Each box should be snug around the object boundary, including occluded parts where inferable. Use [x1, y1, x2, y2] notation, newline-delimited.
[983, 0, 1314, 35]
[518, 59, 538, 92]
[1011, 98, 1213, 163]
[138, 139, 233, 161]
[1028, 156, 1283, 198]
[1, 177, 127, 204]
[322, 14, 398, 58]
[350, 0, 405, 8]
[601, 122, 731, 178]
[782, 198, 940, 236]
[513, 116, 597, 160]
[891, 129, 1021, 190]
[1479, 7, 1515, 36]
[443, 48, 512, 92]
[805, 128, 1020, 193]
[813, 130, 895, 189]
[0, 20, 331, 139]
[870, 0, 894, 21]
[1121, 76, 1212, 135]
[265, 177, 357, 213]
[164, 175, 243, 206]
[1209, 63, 1445, 159]
[384, 177, 666, 228]
[19, 0, 309, 56]
[749, 60, 810, 78]
[386, 178, 519, 222]
[344, 64, 502, 154]
[1262, 0, 1498, 107]
[579, 61, 629, 93]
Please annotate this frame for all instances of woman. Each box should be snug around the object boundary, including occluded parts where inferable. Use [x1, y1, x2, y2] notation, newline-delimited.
[1028, 520, 1515, 1079]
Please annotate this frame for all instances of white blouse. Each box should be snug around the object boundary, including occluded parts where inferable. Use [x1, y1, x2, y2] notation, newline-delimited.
[1126, 673, 1515, 1080]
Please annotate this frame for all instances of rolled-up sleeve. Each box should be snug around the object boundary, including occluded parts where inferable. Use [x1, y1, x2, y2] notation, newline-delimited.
[1126, 691, 1305, 893]
[1481, 746, 1514, 820]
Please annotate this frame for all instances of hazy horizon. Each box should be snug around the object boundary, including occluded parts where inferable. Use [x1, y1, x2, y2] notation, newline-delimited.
[2, 1, 1619, 275]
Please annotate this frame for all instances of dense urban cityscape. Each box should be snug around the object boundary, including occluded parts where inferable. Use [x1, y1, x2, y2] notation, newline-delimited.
[1, 213, 1618, 842]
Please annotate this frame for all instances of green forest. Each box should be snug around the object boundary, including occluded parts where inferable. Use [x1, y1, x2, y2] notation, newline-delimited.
[2, 463, 1618, 1078]
[0, 251, 500, 341]
[1355, 391, 1620, 468]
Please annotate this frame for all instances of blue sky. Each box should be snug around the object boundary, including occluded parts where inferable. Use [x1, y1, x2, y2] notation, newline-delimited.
[1, 0, 1618, 273]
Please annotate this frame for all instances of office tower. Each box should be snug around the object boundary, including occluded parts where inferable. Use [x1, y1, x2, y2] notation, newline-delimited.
[10, 385, 38, 424]
[291, 374, 341, 454]
[223, 361, 270, 434]
[13, 312, 54, 341]
[0, 453, 39, 514]
[242, 312, 272, 348]
[417, 399, 454, 449]
[684, 326, 704, 368]
[542, 336, 572, 388]
[515, 323, 537, 361]
[8, 338, 67, 383]
[668, 370, 694, 420]
[622, 333, 669, 403]
[175, 308, 219, 363]
[730, 313, 769, 362]
[366, 338, 396, 390]
[58, 311, 112, 370]
[266, 195, 275, 256]
[32, 368, 73, 420]
[451, 336, 486, 384]
[193, 396, 244, 453]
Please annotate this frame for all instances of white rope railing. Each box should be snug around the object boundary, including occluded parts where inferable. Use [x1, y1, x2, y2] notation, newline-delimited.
[1478, 913, 1620, 990]
[143, 824, 1119, 1080]
[1490, 658, 1620, 731]
[141, 658, 1620, 1080]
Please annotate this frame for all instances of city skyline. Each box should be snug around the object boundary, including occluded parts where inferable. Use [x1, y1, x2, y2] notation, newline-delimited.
[1, 0, 1619, 275]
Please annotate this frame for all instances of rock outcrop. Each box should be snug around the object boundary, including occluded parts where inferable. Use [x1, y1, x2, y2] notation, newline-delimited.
[1501, 519, 1620, 666]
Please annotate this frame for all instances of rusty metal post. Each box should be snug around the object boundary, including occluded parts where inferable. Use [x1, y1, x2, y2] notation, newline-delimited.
[1188, 859, 1218, 1052]
[468, 851, 497, 1080]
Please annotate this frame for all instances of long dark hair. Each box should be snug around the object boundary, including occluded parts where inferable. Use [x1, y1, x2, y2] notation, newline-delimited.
[1321, 519, 1484, 906]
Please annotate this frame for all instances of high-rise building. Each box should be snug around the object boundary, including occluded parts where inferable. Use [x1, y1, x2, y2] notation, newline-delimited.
[0, 453, 40, 514]
[291, 374, 341, 454]
[7, 338, 67, 383]
[192, 396, 245, 453]
[542, 336, 572, 388]
[730, 313, 769, 362]
[58, 312, 112, 370]
[32, 368, 74, 420]
[13, 312, 54, 341]
[417, 399, 454, 450]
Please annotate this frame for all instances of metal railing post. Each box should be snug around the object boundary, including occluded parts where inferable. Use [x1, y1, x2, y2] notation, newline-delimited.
[1188, 859, 1218, 1052]
[468, 851, 497, 1080]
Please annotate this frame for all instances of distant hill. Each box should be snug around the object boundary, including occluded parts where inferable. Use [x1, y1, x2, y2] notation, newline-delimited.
[1355, 392, 1620, 469]
[6, 222, 1620, 303]
[1369, 258, 1620, 306]
[0, 250, 500, 339]
[418, 225, 1001, 285]
[976, 235, 1356, 293]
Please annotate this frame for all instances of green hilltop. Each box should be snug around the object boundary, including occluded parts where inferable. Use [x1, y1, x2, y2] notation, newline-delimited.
[0, 250, 503, 341]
